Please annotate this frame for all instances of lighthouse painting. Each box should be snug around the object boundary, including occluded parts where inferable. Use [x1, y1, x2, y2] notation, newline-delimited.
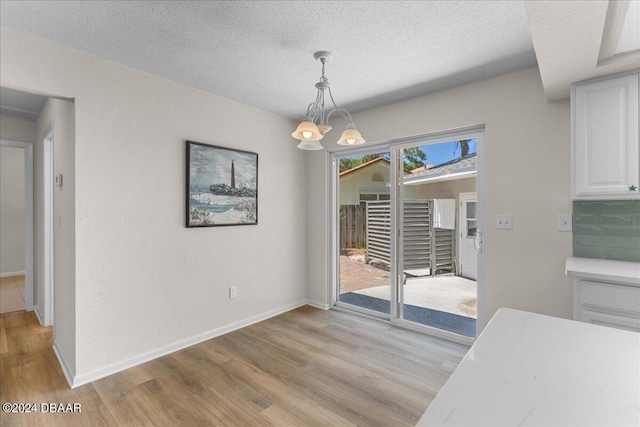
[186, 141, 258, 227]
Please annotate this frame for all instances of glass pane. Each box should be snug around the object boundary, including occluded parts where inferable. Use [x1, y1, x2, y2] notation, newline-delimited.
[466, 201, 476, 219]
[467, 219, 477, 237]
[378, 194, 391, 201]
[400, 140, 477, 338]
[339, 152, 391, 315]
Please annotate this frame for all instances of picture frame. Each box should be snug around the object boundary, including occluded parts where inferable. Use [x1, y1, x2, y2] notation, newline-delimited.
[186, 141, 258, 227]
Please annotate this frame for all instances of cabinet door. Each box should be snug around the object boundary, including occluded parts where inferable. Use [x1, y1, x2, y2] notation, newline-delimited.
[574, 74, 639, 198]
[580, 280, 640, 314]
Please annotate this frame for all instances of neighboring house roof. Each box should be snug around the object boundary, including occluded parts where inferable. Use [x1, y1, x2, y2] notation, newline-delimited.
[339, 157, 390, 177]
[410, 164, 435, 173]
[404, 152, 477, 185]
[339, 157, 411, 177]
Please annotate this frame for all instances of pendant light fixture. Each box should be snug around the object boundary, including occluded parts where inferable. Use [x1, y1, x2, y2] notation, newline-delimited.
[292, 51, 366, 150]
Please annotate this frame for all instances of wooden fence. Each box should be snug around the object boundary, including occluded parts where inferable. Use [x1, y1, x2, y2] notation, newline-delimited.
[340, 205, 366, 248]
[365, 200, 455, 276]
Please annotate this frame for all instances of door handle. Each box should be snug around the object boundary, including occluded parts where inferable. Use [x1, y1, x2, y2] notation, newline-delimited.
[474, 230, 482, 251]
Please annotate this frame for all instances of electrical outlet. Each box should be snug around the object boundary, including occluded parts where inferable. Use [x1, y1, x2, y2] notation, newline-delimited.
[496, 214, 512, 230]
[229, 287, 237, 299]
[557, 214, 572, 232]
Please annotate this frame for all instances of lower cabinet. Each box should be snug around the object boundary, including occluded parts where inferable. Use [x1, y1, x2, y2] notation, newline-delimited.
[579, 309, 640, 333]
[574, 279, 640, 333]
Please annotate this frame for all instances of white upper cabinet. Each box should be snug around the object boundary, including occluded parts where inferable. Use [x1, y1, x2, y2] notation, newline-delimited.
[572, 73, 639, 199]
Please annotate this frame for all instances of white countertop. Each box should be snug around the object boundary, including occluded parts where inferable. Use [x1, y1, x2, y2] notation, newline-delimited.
[417, 308, 640, 426]
[566, 256, 640, 285]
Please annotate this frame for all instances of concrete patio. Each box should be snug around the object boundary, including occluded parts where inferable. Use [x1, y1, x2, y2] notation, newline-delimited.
[353, 276, 477, 319]
[339, 254, 477, 320]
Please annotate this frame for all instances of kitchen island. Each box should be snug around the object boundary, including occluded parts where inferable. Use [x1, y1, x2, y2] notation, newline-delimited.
[417, 308, 640, 426]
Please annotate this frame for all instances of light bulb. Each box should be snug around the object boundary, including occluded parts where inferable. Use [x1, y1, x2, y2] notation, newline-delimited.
[337, 124, 365, 146]
[292, 121, 322, 141]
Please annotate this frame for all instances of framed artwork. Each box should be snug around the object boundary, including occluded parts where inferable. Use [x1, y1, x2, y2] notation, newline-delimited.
[186, 141, 258, 227]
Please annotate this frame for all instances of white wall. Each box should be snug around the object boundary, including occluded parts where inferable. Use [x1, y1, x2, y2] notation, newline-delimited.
[35, 97, 76, 372]
[1, 28, 306, 381]
[0, 116, 35, 276]
[308, 67, 573, 331]
[0, 146, 25, 274]
[414, 177, 476, 202]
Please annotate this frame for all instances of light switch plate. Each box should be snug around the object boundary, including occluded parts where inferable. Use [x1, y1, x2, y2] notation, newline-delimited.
[558, 214, 572, 232]
[496, 214, 512, 230]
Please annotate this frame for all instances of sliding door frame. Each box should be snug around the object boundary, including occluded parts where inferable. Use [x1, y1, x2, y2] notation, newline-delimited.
[329, 145, 395, 320]
[390, 129, 484, 344]
[328, 125, 486, 345]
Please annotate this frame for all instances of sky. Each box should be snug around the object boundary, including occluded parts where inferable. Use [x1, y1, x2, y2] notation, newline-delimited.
[189, 144, 257, 191]
[418, 138, 477, 166]
[346, 138, 477, 166]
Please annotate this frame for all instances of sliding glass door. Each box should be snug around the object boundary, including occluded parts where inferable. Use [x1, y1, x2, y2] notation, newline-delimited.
[332, 128, 484, 341]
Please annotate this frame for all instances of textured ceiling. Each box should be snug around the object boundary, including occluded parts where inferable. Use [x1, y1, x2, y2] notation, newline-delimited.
[525, 0, 640, 102]
[0, 1, 537, 119]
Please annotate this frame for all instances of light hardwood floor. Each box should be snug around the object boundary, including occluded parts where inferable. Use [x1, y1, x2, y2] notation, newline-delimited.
[0, 305, 468, 426]
[0, 275, 25, 315]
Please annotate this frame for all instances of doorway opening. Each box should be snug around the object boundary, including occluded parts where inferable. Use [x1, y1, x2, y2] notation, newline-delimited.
[332, 127, 484, 342]
[0, 87, 63, 328]
[0, 140, 33, 314]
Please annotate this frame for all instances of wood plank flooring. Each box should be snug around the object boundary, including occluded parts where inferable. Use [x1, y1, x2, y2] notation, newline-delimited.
[0, 276, 25, 315]
[0, 306, 468, 426]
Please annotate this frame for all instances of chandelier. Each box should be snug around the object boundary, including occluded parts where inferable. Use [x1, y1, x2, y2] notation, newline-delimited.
[292, 51, 366, 150]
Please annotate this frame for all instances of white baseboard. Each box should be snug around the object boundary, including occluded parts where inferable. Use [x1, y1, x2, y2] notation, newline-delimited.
[0, 270, 25, 278]
[33, 307, 44, 326]
[70, 300, 311, 388]
[53, 340, 75, 388]
[306, 300, 331, 310]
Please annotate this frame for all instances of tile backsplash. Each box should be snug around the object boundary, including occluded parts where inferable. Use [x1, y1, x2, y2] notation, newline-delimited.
[573, 200, 640, 262]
